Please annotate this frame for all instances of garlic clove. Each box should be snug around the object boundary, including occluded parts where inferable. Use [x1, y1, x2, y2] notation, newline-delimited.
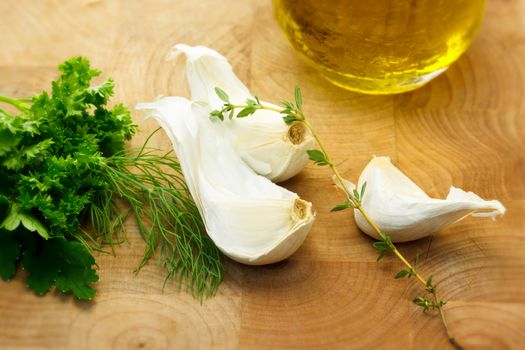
[137, 97, 315, 265]
[342, 156, 505, 242]
[169, 44, 315, 183]
[167, 44, 251, 108]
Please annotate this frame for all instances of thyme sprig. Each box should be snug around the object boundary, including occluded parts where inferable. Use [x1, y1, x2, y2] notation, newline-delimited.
[212, 86, 463, 350]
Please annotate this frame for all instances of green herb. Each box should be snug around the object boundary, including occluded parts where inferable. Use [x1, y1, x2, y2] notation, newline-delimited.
[0, 57, 222, 300]
[102, 144, 223, 298]
[330, 202, 354, 212]
[212, 86, 463, 350]
[306, 149, 330, 166]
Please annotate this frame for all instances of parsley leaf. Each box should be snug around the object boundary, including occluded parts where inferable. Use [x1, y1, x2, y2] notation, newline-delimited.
[0, 231, 21, 281]
[22, 237, 98, 300]
[0, 203, 49, 239]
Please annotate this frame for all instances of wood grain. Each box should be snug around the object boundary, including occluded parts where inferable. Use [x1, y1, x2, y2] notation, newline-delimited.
[1, 0, 524, 349]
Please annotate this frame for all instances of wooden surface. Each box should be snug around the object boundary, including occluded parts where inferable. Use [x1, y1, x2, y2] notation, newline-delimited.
[1, 0, 524, 349]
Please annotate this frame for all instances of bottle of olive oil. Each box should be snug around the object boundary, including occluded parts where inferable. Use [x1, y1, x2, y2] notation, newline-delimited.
[273, 0, 486, 94]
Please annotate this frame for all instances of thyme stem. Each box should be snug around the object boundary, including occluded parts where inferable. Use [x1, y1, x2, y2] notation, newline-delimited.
[300, 109, 461, 350]
[212, 87, 463, 349]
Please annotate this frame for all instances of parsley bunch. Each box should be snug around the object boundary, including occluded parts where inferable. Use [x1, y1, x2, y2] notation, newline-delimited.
[0, 58, 222, 300]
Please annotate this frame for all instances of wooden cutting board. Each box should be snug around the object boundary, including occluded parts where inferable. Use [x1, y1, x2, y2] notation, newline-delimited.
[1, 0, 524, 349]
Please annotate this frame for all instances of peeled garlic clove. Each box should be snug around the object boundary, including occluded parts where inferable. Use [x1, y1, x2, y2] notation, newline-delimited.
[169, 43, 315, 183]
[137, 97, 315, 265]
[348, 157, 505, 242]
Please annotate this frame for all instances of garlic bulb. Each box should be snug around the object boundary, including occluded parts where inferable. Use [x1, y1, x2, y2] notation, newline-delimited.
[168, 43, 315, 183]
[137, 97, 314, 265]
[343, 157, 505, 242]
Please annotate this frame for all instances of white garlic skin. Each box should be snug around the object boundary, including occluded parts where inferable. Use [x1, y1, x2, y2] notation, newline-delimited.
[350, 157, 505, 242]
[171, 43, 315, 183]
[137, 97, 315, 265]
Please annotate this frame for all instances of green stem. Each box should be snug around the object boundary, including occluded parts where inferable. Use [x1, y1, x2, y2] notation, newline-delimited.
[432, 290, 463, 349]
[391, 247, 427, 286]
[0, 95, 31, 111]
[305, 113, 461, 349]
[390, 245, 460, 348]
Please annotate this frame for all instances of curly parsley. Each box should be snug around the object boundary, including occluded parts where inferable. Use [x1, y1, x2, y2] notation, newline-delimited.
[0, 57, 222, 300]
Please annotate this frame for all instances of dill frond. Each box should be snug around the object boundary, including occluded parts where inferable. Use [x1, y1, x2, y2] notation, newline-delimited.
[90, 132, 223, 298]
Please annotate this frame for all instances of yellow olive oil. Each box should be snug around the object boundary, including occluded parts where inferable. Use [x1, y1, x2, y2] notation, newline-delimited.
[273, 0, 486, 94]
